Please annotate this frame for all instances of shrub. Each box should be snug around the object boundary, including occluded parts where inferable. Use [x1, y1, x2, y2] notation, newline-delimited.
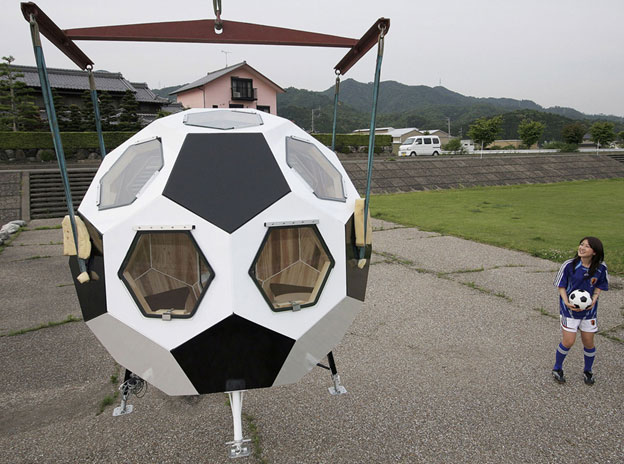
[312, 133, 392, 153]
[559, 143, 579, 153]
[542, 141, 564, 150]
[39, 149, 55, 161]
[0, 131, 137, 151]
[442, 138, 466, 155]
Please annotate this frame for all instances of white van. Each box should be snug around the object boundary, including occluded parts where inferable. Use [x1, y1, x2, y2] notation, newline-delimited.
[398, 136, 441, 157]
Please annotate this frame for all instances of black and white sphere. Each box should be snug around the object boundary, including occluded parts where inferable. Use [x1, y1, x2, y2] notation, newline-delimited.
[569, 289, 592, 310]
[70, 109, 371, 396]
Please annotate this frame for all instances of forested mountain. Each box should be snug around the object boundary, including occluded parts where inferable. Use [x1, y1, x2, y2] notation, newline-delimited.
[152, 84, 185, 102]
[277, 79, 624, 141]
[151, 78, 623, 141]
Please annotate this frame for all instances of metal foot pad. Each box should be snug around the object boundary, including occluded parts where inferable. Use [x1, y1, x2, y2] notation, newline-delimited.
[113, 404, 134, 416]
[328, 374, 347, 396]
[226, 439, 252, 459]
[329, 385, 347, 395]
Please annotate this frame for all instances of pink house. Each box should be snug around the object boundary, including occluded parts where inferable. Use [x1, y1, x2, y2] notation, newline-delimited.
[171, 62, 284, 115]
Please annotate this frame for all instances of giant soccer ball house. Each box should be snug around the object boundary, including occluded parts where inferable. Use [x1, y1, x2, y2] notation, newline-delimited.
[70, 108, 372, 397]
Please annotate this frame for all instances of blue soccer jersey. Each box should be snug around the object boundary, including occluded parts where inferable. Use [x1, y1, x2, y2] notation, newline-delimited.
[554, 259, 609, 319]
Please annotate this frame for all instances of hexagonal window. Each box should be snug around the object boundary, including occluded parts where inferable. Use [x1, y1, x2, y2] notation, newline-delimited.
[183, 110, 263, 130]
[119, 231, 214, 319]
[99, 138, 163, 210]
[286, 136, 346, 202]
[250, 225, 334, 312]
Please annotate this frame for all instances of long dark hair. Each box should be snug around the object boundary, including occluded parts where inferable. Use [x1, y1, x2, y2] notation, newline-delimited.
[572, 236, 605, 278]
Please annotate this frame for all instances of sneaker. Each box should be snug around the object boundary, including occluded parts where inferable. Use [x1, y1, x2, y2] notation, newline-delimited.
[583, 371, 595, 385]
[552, 369, 566, 383]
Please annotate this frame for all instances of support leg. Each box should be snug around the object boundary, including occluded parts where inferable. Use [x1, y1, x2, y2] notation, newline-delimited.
[226, 391, 251, 458]
[327, 352, 347, 396]
[113, 369, 145, 417]
[113, 369, 135, 416]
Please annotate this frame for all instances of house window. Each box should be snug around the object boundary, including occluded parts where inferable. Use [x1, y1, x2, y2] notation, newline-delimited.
[231, 77, 256, 101]
[257, 105, 270, 113]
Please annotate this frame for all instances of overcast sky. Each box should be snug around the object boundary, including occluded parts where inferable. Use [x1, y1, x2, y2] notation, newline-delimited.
[3, 0, 623, 116]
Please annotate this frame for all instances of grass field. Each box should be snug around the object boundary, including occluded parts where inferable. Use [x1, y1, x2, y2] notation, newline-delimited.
[370, 178, 624, 275]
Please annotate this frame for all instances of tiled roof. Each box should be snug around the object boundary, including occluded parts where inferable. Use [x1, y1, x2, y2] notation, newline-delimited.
[387, 128, 419, 138]
[8, 65, 167, 103]
[130, 82, 168, 103]
[172, 62, 247, 94]
[171, 61, 284, 95]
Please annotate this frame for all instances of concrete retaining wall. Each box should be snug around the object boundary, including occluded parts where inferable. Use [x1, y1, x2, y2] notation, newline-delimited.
[344, 154, 624, 194]
[0, 172, 23, 225]
[1, 154, 623, 223]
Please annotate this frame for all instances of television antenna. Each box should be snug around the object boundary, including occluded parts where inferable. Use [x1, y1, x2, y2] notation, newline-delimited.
[221, 50, 232, 67]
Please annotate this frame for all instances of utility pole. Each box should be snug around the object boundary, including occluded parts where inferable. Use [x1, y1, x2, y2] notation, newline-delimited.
[311, 107, 321, 133]
[446, 117, 451, 137]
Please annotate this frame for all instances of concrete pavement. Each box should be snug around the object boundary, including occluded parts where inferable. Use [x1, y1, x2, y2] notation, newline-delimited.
[1, 218, 622, 463]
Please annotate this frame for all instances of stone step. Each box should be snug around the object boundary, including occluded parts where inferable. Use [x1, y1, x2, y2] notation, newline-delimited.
[29, 168, 97, 219]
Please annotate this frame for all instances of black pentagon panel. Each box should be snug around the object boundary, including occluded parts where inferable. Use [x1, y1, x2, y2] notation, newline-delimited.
[163, 133, 291, 233]
[69, 216, 107, 321]
[345, 214, 371, 301]
[171, 315, 295, 394]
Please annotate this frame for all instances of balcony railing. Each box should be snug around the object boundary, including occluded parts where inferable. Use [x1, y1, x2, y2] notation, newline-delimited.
[231, 88, 257, 101]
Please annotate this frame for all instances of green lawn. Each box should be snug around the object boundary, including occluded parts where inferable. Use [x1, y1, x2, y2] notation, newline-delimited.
[370, 178, 624, 275]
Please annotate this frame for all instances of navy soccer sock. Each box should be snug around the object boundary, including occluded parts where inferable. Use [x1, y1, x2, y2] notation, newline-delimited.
[584, 347, 596, 372]
[553, 343, 569, 371]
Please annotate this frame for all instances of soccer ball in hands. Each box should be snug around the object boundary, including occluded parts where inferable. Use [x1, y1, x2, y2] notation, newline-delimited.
[569, 289, 592, 310]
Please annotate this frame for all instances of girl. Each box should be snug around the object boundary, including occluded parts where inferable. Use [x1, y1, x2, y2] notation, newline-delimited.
[552, 237, 609, 384]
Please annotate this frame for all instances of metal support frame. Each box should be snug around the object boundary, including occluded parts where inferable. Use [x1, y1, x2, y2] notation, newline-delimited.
[20, 3, 388, 456]
[331, 72, 341, 152]
[28, 14, 87, 277]
[360, 25, 386, 260]
[87, 68, 107, 158]
[20, 2, 389, 76]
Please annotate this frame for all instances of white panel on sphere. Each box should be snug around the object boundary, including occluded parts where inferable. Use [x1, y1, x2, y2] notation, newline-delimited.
[272, 296, 362, 386]
[229, 193, 347, 341]
[102, 194, 235, 350]
[87, 313, 198, 395]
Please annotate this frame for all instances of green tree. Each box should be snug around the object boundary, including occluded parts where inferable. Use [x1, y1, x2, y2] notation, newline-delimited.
[50, 89, 71, 131]
[442, 138, 466, 154]
[117, 90, 141, 130]
[589, 121, 615, 148]
[517, 119, 545, 148]
[98, 91, 118, 130]
[561, 122, 586, 145]
[80, 90, 95, 131]
[618, 131, 624, 142]
[0, 55, 42, 131]
[66, 104, 83, 131]
[467, 115, 503, 152]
